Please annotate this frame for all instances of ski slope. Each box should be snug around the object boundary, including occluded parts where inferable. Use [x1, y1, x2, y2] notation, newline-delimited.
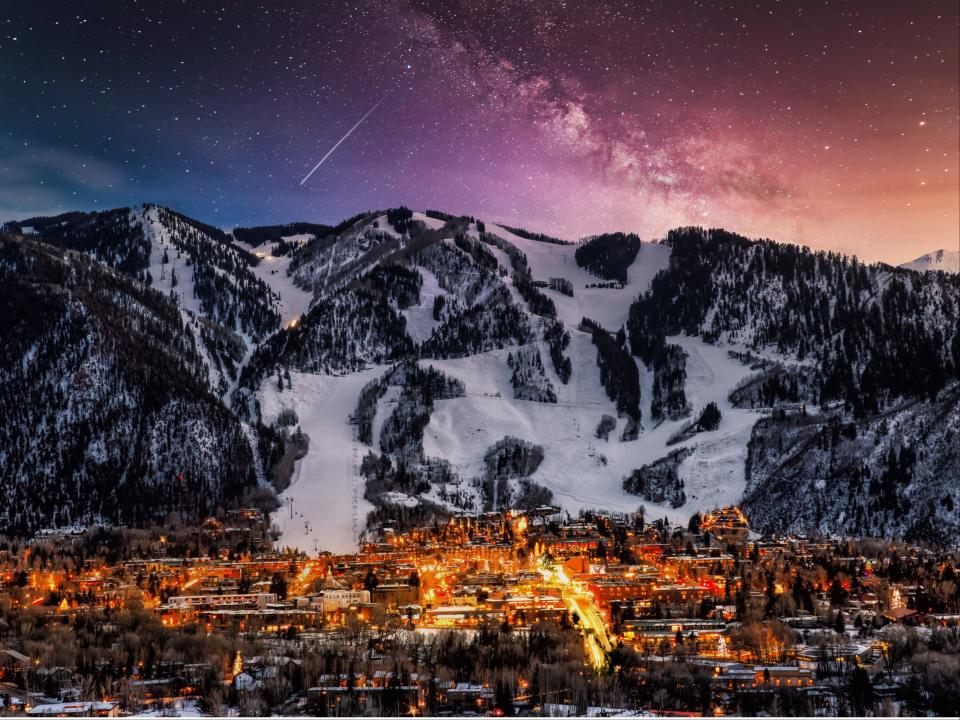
[234, 236, 315, 327]
[422, 334, 758, 525]
[259, 368, 382, 554]
[255, 213, 763, 551]
[487, 223, 671, 330]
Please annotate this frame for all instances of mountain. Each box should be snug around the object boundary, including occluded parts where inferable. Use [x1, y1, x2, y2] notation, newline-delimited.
[0, 235, 262, 535]
[4, 205, 282, 395]
[2, 207, 958, 548]
[900, 249, 960, 274]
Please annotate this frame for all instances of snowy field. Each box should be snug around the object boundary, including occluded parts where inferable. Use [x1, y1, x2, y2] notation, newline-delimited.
[259, 368, 383, 554]
[401, 264, 445, 344]
[422, 333, 758, 526]
[487, 223, 672, 331]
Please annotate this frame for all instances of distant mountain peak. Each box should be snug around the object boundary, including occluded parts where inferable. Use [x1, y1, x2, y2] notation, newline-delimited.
[900, 248, 960, 274]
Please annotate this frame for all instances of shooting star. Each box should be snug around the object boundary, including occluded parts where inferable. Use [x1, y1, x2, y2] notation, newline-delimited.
[299, 93, 389, 186]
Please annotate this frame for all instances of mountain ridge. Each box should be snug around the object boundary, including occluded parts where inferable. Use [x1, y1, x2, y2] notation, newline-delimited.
[2, 205, 957, 547]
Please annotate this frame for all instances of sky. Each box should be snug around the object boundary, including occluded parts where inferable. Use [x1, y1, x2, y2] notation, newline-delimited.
[1, 0, 957, 264]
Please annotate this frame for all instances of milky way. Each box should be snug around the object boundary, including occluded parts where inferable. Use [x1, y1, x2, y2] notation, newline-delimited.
[1, 0, 957, 262]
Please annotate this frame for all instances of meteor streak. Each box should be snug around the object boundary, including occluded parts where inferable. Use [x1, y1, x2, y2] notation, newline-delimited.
[299, 93, 389, 186]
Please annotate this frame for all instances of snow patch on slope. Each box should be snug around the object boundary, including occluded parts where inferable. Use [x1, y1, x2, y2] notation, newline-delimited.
[401, 265, 446, 344]
[234, 237, 314, 327]
[486, 223, 671, 330]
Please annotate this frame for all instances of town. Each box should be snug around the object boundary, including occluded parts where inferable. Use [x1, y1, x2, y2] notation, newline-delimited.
[0, 506, 957, 717]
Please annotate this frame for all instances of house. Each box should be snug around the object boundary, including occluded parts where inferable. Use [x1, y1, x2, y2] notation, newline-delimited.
[0, 648, 31, 676]
[313, 568, 371, 612]
[26, 701, 119, 717]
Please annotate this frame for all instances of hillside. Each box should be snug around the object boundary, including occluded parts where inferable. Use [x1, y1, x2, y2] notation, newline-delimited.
[0, 235, 260, 535]
[2, 208, 958, 549]
[4, 205, 282, 395]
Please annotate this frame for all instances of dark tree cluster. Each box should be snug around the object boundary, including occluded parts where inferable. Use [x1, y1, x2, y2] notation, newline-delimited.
[379, 363, 466, 460]
[483, 437, 545, 479]
[742, 382, 960, 543]
[622, 448, 691, 507]
[507, 345, 557, 403]
[238, 267, 416, 388]
[548, 276, 574, 296]
[650, 344, 690, 421]
[354, 375, 390, 445]
[544, 320, 573, 384]
[386, 206, 414, 234]
[358, 363, 465, 506]
[232, 222, 333, 248]
[154, 207, 280, 340]
[582, 318, 641, 422]
[595, 414, 617, 440]
[420, 287, 530, 359]
[416, 240, 500, 308]
[728, 362, 815, 409]
[696, 401, 722, 431]
[4, 208, 151, 275]
[481, 437, 546, 510]
[454, 233, 498, 274]
[285, 212, 375, 277]
[574, 232, 643, 283]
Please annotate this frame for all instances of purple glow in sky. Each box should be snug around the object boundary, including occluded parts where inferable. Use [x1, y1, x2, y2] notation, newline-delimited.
[1, 0, 957, 263]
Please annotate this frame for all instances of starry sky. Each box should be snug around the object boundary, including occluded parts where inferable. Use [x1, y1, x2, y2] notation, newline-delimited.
[1, 0, 957, 264]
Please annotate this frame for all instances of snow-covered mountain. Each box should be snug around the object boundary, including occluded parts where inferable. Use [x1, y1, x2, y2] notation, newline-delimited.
[2, 207, 958, 548]
[900, 249, 960, 274]
[0, 235, 260, 534]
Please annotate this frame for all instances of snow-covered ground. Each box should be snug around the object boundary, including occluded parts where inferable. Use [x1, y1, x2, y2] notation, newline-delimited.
[255, 215, 763, 552]
[486, 223, 671, 330]
[401, 264, 446, 344]
[414, 211, 446, 230]
[900, 248, 960, 274]
[129, 699, 207, 717]
[259, 368, 382, 554]
[134, 206, 236, 392]
[234, 236, 315, 327]
[422, 333, 758, 525]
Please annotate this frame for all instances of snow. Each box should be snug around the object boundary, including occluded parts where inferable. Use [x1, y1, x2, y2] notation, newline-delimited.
[413, 211, 446, 230]
[129, 699, 206, 717]
[421, 334, 758, 526]
[137, 206, 209, 322]
[900, 249, 960, 274]
[372, 213, 402, 238]
[133, 206, 234, 392]
[259, 368, 383, 554]
[234, 236, 315, 327]
[486, 223, 671, 330]
[400, 264, 446, 344]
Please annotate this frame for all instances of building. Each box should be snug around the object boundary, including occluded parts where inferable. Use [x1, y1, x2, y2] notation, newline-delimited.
[0, 648, 31, 678]
[166, 593, 276, 609]
[26, 701, 119, 717]
[313, 569, 370, 613]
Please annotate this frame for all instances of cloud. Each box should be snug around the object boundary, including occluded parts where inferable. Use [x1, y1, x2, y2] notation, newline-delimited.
[0, 134, 133, 220]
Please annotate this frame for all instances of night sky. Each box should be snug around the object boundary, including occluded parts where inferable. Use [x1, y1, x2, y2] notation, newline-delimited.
[2, 0, 957, 263]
